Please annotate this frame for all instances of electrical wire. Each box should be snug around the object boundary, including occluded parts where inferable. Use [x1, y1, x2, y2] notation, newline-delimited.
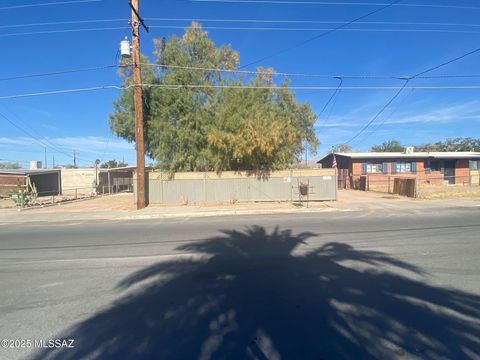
[343, 45, 480, 144]
[0, 110, 99, 163]
[0, 0, 102, 11]
[143, 18, 480, 28]
[0, 105, 73, 155]
[3, 61, 480, 82]
[189, 0, 480, 11]
[147, 25, 480, 34]
[239, 0, 401, 69]
[0, 26, 128, 37]
[343, 81, 410, 144]
[2, 84, 480, 100]
[413, 47, 480, 78]
[142, 62, 480, 80]
[0, 18, 127, 30]
[355, 87, 415, 145]
[4, 17, 480, 30]
[0, 65, 118, 82]
[5, 25, 480, 38]
[317, 79, 343, 132]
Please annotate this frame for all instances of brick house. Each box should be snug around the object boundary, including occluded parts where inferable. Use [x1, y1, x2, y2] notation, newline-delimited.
[318, 148, 480, 188]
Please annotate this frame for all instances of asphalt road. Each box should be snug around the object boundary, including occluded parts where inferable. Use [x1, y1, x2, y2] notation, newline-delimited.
[0, 208, 479, 359]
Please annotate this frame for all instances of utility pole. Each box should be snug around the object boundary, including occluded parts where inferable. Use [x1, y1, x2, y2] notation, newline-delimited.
[44, 147, 47, 169]
[130, 0, 148, 209]
[52, 155, 55, 169]
[73, 150, 77, 169]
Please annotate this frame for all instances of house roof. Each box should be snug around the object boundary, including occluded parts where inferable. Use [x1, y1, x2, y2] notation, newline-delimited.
[318, 151, 480, 162]
[0, 169, 61, 176]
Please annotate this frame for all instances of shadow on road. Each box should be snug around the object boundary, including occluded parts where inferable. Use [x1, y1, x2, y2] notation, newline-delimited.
[31, 226, 480, 359]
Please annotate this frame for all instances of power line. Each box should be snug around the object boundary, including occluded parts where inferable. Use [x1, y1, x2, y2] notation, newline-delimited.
[5, 61, 480, 82]
[355, 87, 415, 145]
[0, 110, 75, 159]
[343, 45, 480, 144]
[344, 81, 409, 145]
[239, 0, 401, 69]
[142, 63, 480, 80]
[317, 79, 343, 132]
[143, 18, 480, 28]
[0, 65, 118, 82]
[148, 25, 480, 34]
[2, 84, 480, 100]
[189, 0, 480, 11]
[4, 17, 480, 30]
[0, 26, 128, 37]
[0, 18, 127, 30]
[0, 110, 98, 163]
[0, 105, 72, 154]
[4, 25, 480, 38]
[0, 0, 102, 11]
[413, 47, 480, 78]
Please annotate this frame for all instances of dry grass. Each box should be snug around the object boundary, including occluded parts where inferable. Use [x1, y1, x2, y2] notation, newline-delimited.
[0, 197, 15, 209]
[418, 184, 480, 199]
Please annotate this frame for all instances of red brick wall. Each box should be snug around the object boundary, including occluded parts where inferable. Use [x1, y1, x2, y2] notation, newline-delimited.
[0, 174, 25, 196]
[352, 160, 362, 176]
[455, 159, 470, 185]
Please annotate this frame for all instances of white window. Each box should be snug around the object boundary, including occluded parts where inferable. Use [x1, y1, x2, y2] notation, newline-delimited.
[395, 162, 412, 173]
[366, 163, 383, 173]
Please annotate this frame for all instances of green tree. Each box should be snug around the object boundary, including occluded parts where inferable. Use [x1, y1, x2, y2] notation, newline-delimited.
[332, 143, 352, 153]
[415, 137, 480, 152]
[0, 162, 21, 169]
[100, 160, 128, 169]
[370, 140, 405, 152]
[109, 22, 318, 173]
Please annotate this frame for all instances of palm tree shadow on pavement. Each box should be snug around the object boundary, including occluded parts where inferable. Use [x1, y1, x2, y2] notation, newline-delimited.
[31, 226, 480, 360]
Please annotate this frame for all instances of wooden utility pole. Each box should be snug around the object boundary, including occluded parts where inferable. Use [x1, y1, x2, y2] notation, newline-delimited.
[131, 0, 146, 209]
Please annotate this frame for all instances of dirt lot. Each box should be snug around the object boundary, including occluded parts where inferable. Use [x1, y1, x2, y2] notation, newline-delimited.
[0, 193, 136, 211]
[36, 193, 136, 212]
[0, 198, 15, 209]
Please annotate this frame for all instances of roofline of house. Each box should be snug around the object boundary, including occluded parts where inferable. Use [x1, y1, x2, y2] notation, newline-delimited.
[0, 169, 61, 176]
[317, 151, 480, 163]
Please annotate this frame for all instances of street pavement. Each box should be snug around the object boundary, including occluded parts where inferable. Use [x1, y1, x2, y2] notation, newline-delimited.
[0, 208, 479, 359]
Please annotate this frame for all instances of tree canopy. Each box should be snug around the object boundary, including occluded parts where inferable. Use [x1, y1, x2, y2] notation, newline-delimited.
[0, 162, 21, 169]
[332, 143, 352, 153]
[370, 140, 405, 152]
[100, 160, 128, 169]
[369, 138, 480, 153]
[415, 137, 480, 152]
[109, 22, 318, 173]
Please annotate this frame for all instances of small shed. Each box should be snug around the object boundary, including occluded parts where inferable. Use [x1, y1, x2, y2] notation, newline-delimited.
[0, 169, 62, 197]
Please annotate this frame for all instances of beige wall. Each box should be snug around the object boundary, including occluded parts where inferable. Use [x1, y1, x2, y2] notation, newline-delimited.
[61, 168, 96, 194]
[143, 168, 335, 181]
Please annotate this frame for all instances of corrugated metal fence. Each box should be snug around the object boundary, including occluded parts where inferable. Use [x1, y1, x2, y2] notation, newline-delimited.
[134, 169, 337, 205]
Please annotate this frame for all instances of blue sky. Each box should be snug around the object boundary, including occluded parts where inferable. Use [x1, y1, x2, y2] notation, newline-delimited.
[1, 0, 480, 167]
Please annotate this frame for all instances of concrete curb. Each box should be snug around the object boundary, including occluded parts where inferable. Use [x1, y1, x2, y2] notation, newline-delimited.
[116, 207, 354, 221]
[0, 206, 356, 225]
